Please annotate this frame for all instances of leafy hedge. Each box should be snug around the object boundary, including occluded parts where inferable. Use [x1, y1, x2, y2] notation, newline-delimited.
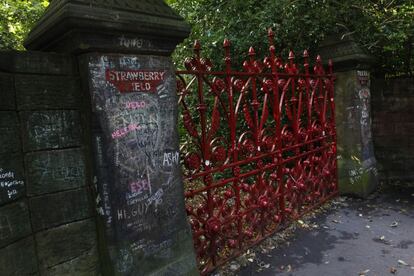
[168, 0, 413, 76]
[1, 0, 412, 75]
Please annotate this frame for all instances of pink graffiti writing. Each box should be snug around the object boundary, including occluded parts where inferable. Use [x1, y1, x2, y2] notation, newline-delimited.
[129, 179, 150, 195]
[126, 101, 146, 109]
[111, 124, 141, 139]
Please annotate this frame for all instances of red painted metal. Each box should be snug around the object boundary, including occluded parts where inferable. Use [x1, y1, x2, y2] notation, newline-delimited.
[176, 29, 338, 274]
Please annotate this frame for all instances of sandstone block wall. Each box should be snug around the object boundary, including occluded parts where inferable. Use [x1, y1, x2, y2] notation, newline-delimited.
[372, 77, 414, 185]
[0, 51, 100, 275]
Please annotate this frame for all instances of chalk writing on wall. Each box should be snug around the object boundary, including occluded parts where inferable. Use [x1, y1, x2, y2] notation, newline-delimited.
[31, 161, 84, 183]
[126, 101, 146, 109]
[357, 71, 376, 168]
[349, 167, 364, 185]
[26, 111, 80, 150]
[111, 123, 141, 139]
[87, 54, 196, 275]
[106, 69, 166, 93]
[359, 88, 370, 127]
[125, 176, 152, 206]
[163, 151, 179, 167]
[92, 133, 113, 228]
[130, 239, 173, 259]
[119, 36, 144, 48]
[0, 168, 24, 200]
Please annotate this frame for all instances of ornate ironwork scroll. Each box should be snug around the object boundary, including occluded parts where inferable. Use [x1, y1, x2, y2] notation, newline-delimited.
[176, 29, 338, 274]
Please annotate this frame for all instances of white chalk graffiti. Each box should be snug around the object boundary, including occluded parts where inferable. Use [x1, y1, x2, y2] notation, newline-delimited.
[0, 168, 24, 199]
[359, 88, 370, 127]
[119, 36, 144, 48]
[163, 151, 179, 167]
[349, 167, 364, 185]
[147, 188, 164, 210]
[116, 202, 151, 221]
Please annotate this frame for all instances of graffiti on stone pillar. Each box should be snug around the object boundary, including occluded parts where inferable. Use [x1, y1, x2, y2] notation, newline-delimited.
[357, 70, 376, 170]
[85, 54, 196, 275]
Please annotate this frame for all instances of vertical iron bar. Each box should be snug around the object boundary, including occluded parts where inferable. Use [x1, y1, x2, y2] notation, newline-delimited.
[268, 29, 285, 222]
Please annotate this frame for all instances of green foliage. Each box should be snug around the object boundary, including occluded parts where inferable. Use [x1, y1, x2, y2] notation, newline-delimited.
[0, 0, 49, 50]
[168, 0, 414, 75]
[1, 0, 412, 74]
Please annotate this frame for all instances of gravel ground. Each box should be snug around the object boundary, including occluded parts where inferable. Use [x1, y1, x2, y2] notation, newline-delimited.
[215, 185, 414, 276]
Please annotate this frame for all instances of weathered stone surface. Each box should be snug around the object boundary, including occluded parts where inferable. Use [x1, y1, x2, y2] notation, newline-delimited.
[20, 110, 82, 151]
[42, 245, 100, 276]
[334, 70, 378, 197]
[29, 188, 92, 231]
[83, 53, 197, 275]
[0, 112, 20, 154]
[24, 0, 190, 55]
[0, 200, 31, 248]
[0, 237, 38, 275]
[36, 219, 98, 272]
[15, 75, 80, 110]
[0, 73, 15, 110]
[319, 34, 375, 71]
[25, 148, 86, 196]
[0, 51, 77, 75]
[372, 77, 414, 185]
[0, 152, 25, 205]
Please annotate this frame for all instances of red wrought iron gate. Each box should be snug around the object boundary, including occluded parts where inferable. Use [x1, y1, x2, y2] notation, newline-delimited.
[176, 29, 338, 274]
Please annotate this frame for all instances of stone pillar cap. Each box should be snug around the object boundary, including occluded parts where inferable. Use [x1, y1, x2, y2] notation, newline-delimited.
[319, 34, 376, 71]
[24, 0, 191, 55]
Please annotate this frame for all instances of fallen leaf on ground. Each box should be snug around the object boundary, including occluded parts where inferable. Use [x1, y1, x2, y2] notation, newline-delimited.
[390, 221, 399, 227]
[390, 267, 397, 274]
[398, 259, 409, 266]
[359, 269, 370, 275]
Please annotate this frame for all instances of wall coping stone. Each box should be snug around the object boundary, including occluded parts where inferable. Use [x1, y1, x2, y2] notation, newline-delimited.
[24, 0, 191, 55]
[319, 34, 376, 72]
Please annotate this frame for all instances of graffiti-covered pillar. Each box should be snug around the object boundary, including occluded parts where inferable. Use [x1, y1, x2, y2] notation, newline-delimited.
[24, 1, 199, 275]
[319, 35, 378, 197]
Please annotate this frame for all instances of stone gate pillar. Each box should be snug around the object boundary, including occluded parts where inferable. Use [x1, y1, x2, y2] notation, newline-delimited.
[25, 1, 199, 275]
[319, 35, 379, 197]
